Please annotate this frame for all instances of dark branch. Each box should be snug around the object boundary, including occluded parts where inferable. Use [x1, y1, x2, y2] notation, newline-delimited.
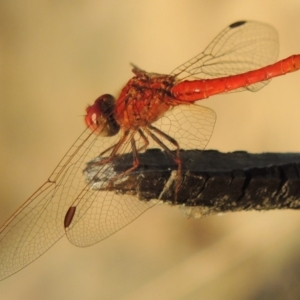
[84, 149, 300, 217]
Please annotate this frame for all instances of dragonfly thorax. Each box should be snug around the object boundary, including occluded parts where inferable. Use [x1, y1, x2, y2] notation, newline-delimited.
[114, 71, 176, 129]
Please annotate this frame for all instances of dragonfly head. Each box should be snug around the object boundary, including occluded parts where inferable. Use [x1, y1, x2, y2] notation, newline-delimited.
[85, 94, 120, 136]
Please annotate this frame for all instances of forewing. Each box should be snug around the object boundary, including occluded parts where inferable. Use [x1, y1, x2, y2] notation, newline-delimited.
[0, 126, 154, 279]
[170, 21, 279, 92]
[63, 135, 156, 247]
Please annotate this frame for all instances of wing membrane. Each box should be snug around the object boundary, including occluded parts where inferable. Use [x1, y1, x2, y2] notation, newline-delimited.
[171, 21, 279, 92]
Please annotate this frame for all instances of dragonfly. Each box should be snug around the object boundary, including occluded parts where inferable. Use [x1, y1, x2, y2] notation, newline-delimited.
[1, 20, 300, 280]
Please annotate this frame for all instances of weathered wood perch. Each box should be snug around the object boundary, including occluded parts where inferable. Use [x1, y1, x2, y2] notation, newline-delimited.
[84, 149, 300, 217]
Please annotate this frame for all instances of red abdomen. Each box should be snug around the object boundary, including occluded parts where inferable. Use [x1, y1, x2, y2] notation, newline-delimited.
[172, 55, 300, 102]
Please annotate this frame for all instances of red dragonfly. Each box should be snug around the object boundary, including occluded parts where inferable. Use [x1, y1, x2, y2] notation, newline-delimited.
[1, 20, 300, 280]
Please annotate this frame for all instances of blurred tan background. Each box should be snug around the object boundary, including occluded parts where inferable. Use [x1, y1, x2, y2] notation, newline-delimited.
[1, 1, 300, 299]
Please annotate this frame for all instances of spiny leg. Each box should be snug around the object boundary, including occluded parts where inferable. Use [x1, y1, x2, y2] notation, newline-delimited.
[94, 129, 131, 166]
[146, 125, 182, 203]
[92, 129, 148, 188]
[136, 128, 149, 152]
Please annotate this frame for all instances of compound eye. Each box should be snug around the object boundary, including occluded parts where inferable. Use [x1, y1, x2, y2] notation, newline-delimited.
[85, 103, 102, 132]
[85, 94, 119, 136]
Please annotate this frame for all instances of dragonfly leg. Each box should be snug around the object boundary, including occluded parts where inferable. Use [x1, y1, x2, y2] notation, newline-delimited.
[89, 129, 150, 190]
[146, 125, 182, 204]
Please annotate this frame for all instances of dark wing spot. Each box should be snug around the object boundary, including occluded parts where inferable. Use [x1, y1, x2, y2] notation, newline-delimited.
[229, 20, 246, 28]
[64, 206, 76, 228]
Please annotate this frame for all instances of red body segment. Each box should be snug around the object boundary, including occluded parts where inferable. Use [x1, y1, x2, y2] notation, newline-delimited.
[172, 55, 300, 102]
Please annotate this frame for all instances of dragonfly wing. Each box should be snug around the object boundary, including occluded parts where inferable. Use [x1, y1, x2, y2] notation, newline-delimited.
[65, 190, 155, 247]
[0, 128, 123, 280]
[152, 104, 216, 151]
[59, 130, 155, 247]
[170, 20, 279, 92]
